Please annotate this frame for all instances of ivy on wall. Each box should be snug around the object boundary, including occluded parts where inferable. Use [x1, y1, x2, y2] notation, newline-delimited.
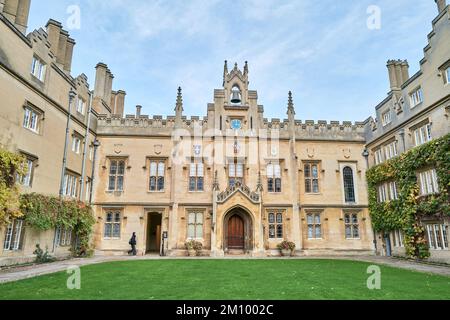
[0, 147, 95, 257]
[0, 148, 27, 225]
[366, 133, 450, 259]
[20, 193, 95, 257]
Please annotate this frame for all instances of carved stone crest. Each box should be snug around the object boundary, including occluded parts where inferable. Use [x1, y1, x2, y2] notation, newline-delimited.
[114, 144, 123, 155]
[154, 144, 163, 155]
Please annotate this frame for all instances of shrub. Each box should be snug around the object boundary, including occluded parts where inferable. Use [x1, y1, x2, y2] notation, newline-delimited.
[277, 240, 296, 251]
[33, 244, 56, 264]
[185, 240, 203, 252]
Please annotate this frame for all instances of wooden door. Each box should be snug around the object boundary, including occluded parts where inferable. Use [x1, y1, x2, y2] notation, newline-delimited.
[227, 215, 244, 249]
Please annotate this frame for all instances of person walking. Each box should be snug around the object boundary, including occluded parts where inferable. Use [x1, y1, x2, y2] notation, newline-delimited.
[128, 232, 137, 256]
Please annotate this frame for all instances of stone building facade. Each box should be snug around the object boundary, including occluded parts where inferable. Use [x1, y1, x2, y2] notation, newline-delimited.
[0, 0, 448, 265]
[364, 1, 450, 263]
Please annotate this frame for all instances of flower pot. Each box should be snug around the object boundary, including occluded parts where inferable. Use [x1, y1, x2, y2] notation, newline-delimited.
[281, 249, 292, 257]
[188, 249, 197, 257]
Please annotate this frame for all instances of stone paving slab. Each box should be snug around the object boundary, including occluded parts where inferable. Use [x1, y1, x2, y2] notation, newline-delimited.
[0, 255, 449, 284]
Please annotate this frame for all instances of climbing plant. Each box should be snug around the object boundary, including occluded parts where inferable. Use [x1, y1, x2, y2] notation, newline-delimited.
[366, 133, 450, 259]
[20, 193, 95, 257]
[0, 147, 27, 225]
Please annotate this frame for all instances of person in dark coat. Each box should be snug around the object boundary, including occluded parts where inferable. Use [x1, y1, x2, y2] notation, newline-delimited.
[128, 232, 137, 256]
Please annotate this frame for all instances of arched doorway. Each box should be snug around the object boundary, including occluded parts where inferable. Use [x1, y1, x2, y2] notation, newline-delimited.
[223, 207, 253, 253]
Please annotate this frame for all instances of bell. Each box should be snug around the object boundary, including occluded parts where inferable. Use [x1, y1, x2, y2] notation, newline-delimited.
[231, 91, 241, 104]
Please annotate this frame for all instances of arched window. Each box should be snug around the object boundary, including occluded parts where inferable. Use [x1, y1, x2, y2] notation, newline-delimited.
[343, 166, 355, 203]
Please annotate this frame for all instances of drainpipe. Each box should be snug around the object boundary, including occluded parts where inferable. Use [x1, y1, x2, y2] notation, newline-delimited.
[362, 148, 377, 254]
[89, 139, 101, 204]
[54, 89, 77, 253]
[59, 89, 77, 197]
[79, 91, 93, 202]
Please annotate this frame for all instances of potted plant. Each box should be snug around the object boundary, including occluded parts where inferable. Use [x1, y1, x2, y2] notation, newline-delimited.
[277, 240, 295, 257]
[185, 240, 202, 257]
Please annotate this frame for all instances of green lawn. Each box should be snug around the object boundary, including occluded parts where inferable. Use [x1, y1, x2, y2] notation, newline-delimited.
[0, 259, 449, 300]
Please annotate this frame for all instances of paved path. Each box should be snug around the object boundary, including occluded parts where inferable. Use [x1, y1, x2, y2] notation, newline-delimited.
[0, 255, 449, 284]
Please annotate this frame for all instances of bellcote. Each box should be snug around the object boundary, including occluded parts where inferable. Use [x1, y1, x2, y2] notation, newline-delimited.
[223, 61, 250, 105]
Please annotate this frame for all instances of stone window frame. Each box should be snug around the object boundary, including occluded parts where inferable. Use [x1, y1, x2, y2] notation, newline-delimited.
[107, 157, 127, 193]
[147, 158, 167, 192]
[409, 86, 424, 109]
[31, 55, 46, 82]
[186, 209, 205, 241]
[188, 160, 205, 192]
[343, 210, 361, 240]
[303, 161, 321, 194]
[267, 209, 285, 240]
[103, 209, 123, 240]
[22, 102, 44, 135]
[266, 161, 282, 193]
[305, 210, 323, 240]
[3, 219, 25, 251]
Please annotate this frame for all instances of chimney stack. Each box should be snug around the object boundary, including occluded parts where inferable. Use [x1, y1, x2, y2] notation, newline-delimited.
[115, 90, 126, 117]
[45, 19, 76, 75]
[136, 105, 142, 118]
[2, 0, 31, 34]
[387, 59, 409, 91]
[435, 0, 446, 13]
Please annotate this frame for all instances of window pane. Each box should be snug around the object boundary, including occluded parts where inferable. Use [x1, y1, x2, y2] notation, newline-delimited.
[275, 178, 282, 192]
[276, 225, 283, 238]
[307, 214, 313, 224]
[157, 177, 165, 190]
[197, 177, 204, 191]
[112, 223, 120, 238]
[312, 165, 318, 178]
[110, 160, 117, 174]
[150, 162, 157, 176]
[236, 163, 244, 177]
[114, 213, 121, 222]
[229, 163, 235, 177]
[305, 180, 311, 193]
[190, 163, 196, 177]
[308, 225, 313, 239]
[274, 165, 281, 178]
[158, 162, 165, 176]
[149, 176, 156, 191]
[188, 213, 196, 224]
[267, 178, 274, 192]
[197, 163, 204, 177]
[312, 179, 319, 193]
[104, 224, 112, 238]
[268, 213, 275, 223]
[343, 167, 355, 202]
[276, 213, 282, 223]
[345, 225, 352, 238]
[314, 214, 320, 224]
[118, 161, 125, 175]
[304, 164, 310, 178]
[353, 225, 359, 238]
[269, 225, 275, 238]
[116, 176, 123, 191]
[188, 224, 195, 238]
[267, 164, 274, 177]
[189, 177, 196, 191]
[315, 225, 321, 238]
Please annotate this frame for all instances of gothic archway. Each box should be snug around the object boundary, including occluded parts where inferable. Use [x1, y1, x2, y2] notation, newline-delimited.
[223, 206, 254, 253]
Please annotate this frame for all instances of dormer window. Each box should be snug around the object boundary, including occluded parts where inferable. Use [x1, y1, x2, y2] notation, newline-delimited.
[381, 110, 392, 126]
[31, 56, 46, 82]
[230, 85, 242, 104]
[409, 87, 423, 108]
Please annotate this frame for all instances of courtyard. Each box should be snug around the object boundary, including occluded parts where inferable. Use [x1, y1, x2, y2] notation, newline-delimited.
[0, 258, 449, 300]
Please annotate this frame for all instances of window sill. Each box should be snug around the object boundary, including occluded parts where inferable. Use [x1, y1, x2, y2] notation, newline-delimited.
[345, 238, 361, 240]
[23, 127, 40, 135]
[410, 102, 423, 109]
[305, 192, 322, 195]
[103, 238, 122, 241]
[30, 73, 45, 84]
[306, 238, 323, 240]
[148, 191, 166, 193]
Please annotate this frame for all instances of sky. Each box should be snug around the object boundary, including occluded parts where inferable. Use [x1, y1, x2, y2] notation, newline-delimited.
[27, 0, 438, 121]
